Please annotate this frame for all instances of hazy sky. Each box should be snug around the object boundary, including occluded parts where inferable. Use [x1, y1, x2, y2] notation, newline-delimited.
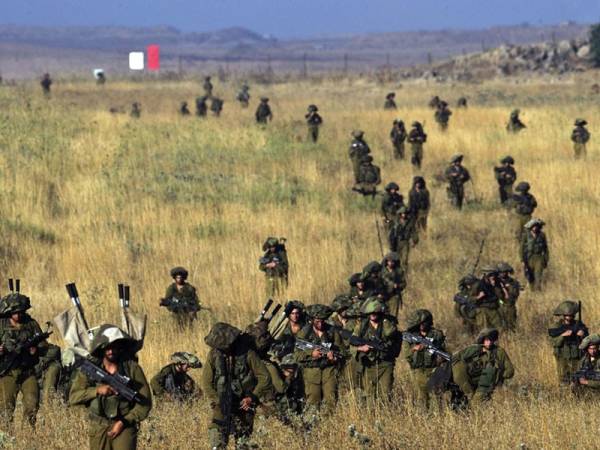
[3, 0, 598, 37]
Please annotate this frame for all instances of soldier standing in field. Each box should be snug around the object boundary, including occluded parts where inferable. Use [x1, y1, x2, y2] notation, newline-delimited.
[388, 206, 418, 271]
[40, 73, 52, 96]
[521, 219, 549, 291]
[348, 130, 371, 184]
[384, 92, 397, 110]
[381, 182, 405, 232]
[494, 156, 517, 205]
[571, 119, 590, 159]
[390, 119, 407, 159]
[210, 97, 224, 117]
[495, 262, 521, 332]
[444, 154, 471, 210]
[353, 155, 381, 198]
[203, 76, 213, 97]
[511, 181, 537, 241]
[196, 96, 208, 117]
[408, 176, 430, 235]
[179, 101, 191, 116]
[259, 237, 289, 298]
[159, 267, 201, 329]
[434, 101, 452, 131]
[255, 97, 273, 124]
[237, 83, 250, 108]
[408, 121, 427, 169]
[305, 104, 323, 143]
[506, 109, 526, 133]
[130, 102, 141, 118]
[380, 252, 406, 317]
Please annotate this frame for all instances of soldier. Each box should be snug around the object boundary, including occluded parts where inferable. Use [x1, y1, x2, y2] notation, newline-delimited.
[470, 267, 503, 330]
[403, 309, 446, 408]
[273, 354, 305, 425]
[407, 121, 427, 169]
[237, 84, 250, 108]
[96, 71, 106, 85]
[511, 181, 537, 241]
[445, 154, 471, 210]
[359, 261, 385, 299]
[380, 252, 406, 317]
[348, 130, 371, 183]
[330, 295, 356, 331]
[452, 328, 514, 404]
[348, 273, 370, 305]
[305, 104, 323, 143]
[179, 101, 191, 116]
[353, 155, 381, 198]
[428, 95, 441, 109]
[255, 97, 273, 124]
[210, 97, 224, 117]
[159, 266, 201, 329]
[456, 97, 468, 108]
[434, 101, 452, 131]
[384, 92, 397, 110]
[506, 109, 526, 133]
[279, 300, 306, 340]
[295, 304, 345, 414]
[493, 156, 517, 205]
[150, 352, 202, 402]
[69, 325, 152, 450]
[130, 102, 141, 118]
[381, 182, 405, 232]
[521, 218, 549, 291]
[572, 335, 600, 393]
[36, 343, 63, 403]
[548, 300, 588, 385]
[259, 237, 289, 298]
[454, 274, 479, 334]
[571, 118, 590, 159]
[203, 76, 213, 97]
[350, 299, 400, 400]
[202, 322, 273, 449]
[0, 292, 48, 427]
[390, 119, 407, 159]
[408, 176, 430, 234]
[40, 73, 52, 96]
[495, 262, 521, 331]
[195, 96, 208, 117]
[388, 206, 418, 270]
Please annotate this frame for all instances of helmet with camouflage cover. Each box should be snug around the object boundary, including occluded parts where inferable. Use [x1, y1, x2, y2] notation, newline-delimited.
[383, 252, 401, 264]
[244, 320, 273, 352]
[351, 130, 364, 139]
[362, 261, 382, 275]
[450, 154, 463, 164]
[515, 181, 530, 192]
[331, 294, 353, 313]
[0, 293, 31, 316]
[386, 92, 395, 99]
[348, 272, 362, 287]
[90, 324, 137, 358]
[476, 328, 499, 344]
[362, 298, 386, 315]
[171, 351, 202, 368]
[170, 266, 189, 279]
[406, 309, 433, 331]
[500, 156, 515, 165]
[306, 304, 333, 320]
[345, 302, 363, 318]
[574, 118, 587, 126]
[308, 104, 318, 112]
[262, 236, 280, 251]
[496, 262, 514, 273]
[480, 265, 499, 276]
[524, 218, 545, 230]
[553, 300, 579, 316]
[579, 334, 600, 350]
[413, 176, 426, 188]
[510, 109, 520, 117]
[397, 206, 409, 216]
[385, 182, 400, 192]
[458, 274, 478, 290]
[411, 121, 422, 128]
[204, 322, 241, 351]
[280, 353, 298, 369]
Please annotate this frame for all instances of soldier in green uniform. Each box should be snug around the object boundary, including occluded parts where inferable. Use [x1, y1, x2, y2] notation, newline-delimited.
[444, 154, 471, 210]
[506, 109, 526, 133]
[330, 295, 356, 331]
[388, 206, 418, 270]
[0, 293, 48, 427]
[359, 261, 385, 300]
[384, 92, 397, 110]
[259, 237, 289, 298]
[511, 181, 537, 241]
[389, 119, 407, 159]
[428, 95, 441, 109]
[350, 299, 400, 401]
[237, 84, 250, 108]
[41, 73, 52, 96]
[381, 182, 405, 232]
[36, 343, 63, 403]
[203, 76, 213, 97]
[434, 101, 452, 131]
[380, 252, 406, 317]
[572, 335, 600, 393]
[408, 176, 430, 234]
[196, 96, 208, 117]
[69, 325, 152, 450]
[521, 218, 549, 291]
[495, 262, 521, 331]
[470, 266, 503, 330]
[348, 273, 370, 305]
[454, 274, 479, 334]
[571, 118, 591, 159]
[202, 322, 273, 449]
[348, 130, 371, 184]
[402, 309, 446, 408]
[353, 155, 381, 198]
[151, 352, 202, 402]
[130, 102, 141, 118]
[255, 97, 273, 124]
[494, 156, 517, 205]
[407, 121, 427, 169]
[295, 305, 345, 414]
[159, 266, 201, 329]
[179, 101, 190, 116]
[452, 328, 514, 404]
[278, 300, 305, 341]
[329, 295, 360, 390]
[273, 354, 305, 425]
[210, 97, 224, 117]
[456, 97, 468, 108]
[548, 300, 587, 385]
[305, 104, 323, 143]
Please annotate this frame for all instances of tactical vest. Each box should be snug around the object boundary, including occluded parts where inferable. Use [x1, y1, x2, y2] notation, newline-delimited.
[210, 349, 255, 399]
[514, 194, 536, 215]
[89, 360, 138, 420]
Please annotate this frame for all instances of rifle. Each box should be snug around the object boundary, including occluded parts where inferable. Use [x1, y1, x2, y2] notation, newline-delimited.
[375, 219, 385, 259]
[66, 283, 93, 339]
[76, 357, 142, 403]
[0, 323, 53, 376]
[548, 302, 587, 339]
[327, 323, 387, 352]
[453, 294, 476, 315]
[572, 368, 600, 384]
[295, 338, 344, 360]
[215, 355, 234, 445]
[402, 332, 451, 362]
[471, 238, 486, 275]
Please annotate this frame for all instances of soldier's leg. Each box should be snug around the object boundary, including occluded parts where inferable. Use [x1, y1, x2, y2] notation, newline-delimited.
[233, 410, 255, 449]
[88, 422, 111, 450]
[378, 365, 394, 401]
[412, 369, 431, 408]
[21, 374, 40, 426]
[457, 186, 464, 209]
[303, 368, 323, 410]
[398, 242, 410, 272]
[451, 361, 475, 397]
[41, 362, 62, 403]
[554, 357, 568, 385]
[499, 186, 507, 204]
[208, 403, 229, 449]
[0, 374, 19, 426]
[110, 425, 138, 450]
[387, 295, 400, 317]
[399, 142, 405, 159]
[320, 367, 338, 414]
[532, 258, 545, 291]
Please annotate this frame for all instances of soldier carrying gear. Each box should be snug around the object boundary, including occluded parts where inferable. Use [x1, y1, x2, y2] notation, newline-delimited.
[445, 154, 471, 210]
[454, 274, 479, 333]
[573, 334, 600, 392]
[384, 92, 397, 110]
[195, 96, 208, 117]
[255, 97, 273, 124]
[203, 76, 213, 97]
[237, 83, 250, 108]
[179, 101, 191, 116]
[521, 218, 549, 291]
[548, 300, 588, 385]
[259, 237, 289, 298]
[408, 176, 430, 234]
[305, 104, 323, 143]
[130, 102, 141, 118]
[359, 261, 385, 299]
[434, 101, 452, 131]
[452, 328, 514, 404]
[495, 262, 521, 331]
[428, 95, 441, 109]
[69, 325, 152, 450]
[407, 121, 427, 169]
[210, 97, 224, 117]
[457, 97, 468, 108]
[381, 182, 405, 232]
[494, 156, 517, 205]
[348, 130, 371, 183]
[571, 118, 591, 159]
[506, 109, 526, 133]
[353, 155, 381, 199]
[277, 300, 305, 343]
[273, 353, 305, 425]
[202, 322, 273, 449]
[159, 266, 201, 329]
[511, 181, 537, 241]
[40, 73, 52, 96]
[388, 206, 418, 271]
[348, 272, 372, 304]
[380, 252, 406, 317]
[151, 352, 202, 402]
[390, 119, 407, 159]
[402, 309, 446, 408]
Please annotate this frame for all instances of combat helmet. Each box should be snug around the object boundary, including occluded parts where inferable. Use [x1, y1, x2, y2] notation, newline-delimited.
[515, 181, 530, 192]
[386, 92, 396, 99]
[579, 334, 600, 350]
[510, 109, 520, 117]
[362, 260, 382, 276]
[383, 252, 401, 264]
[458, 274, 478, 290]
[285, 300, 305, 316]
[306, 304, 333, 320]
[500, 156, 514, 165]
[345, 302, 363, 319]
[480, 265, 499, 276]
[575, 118, 587, 126]
[331, 294, 353, 313]
[260, 97, 269, 102]
[245, 320, 273, 353]
[476, 328, 499, 345]
[0, 293, 31, 317]
[279, 353, 298, 369]
[496, 262, 514, 274]
[308, 104, 318, 112]
[450, 154, 463, 164]
[90, 324, 137, 358]
[397, 206, 409, 216]
[170, 266, 189, 279]
[351, 130, 364, 139]
[262, 237, 280, 251]
[385, 182, 400, 192]
[412, 176, 426, 187]
[348, 272, 362, 287]
[171, 351, 202, 368]
[553, 300, 579, 316]
[204, 322, 241, 351]
[406, 309, 433, 331]
[362, 298, 386, 315]
[411, 121, 422, 128]
[524, 218, 545, 230]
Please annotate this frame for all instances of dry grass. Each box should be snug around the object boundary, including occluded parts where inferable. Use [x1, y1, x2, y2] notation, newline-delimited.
[0, 75, 599, 449]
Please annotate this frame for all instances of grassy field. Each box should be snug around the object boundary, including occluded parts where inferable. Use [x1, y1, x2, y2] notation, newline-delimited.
[0, 74, 600, 449]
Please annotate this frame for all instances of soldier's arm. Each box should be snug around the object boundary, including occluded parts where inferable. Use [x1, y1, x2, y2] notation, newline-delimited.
[122, 363, 152, 425]
[499, 349, 514, 381]
[247, 350, 274, 403]
[201, 355, 219, 403]
[68, 369, 97, 406]
[150, 367, 167, 396]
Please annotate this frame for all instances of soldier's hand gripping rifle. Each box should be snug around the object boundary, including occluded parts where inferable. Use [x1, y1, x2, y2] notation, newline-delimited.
[66, 283, 93, 340]
[402, 332, 451, 362]
[572, 368, 600, 385]
[75, 356, 143, 403]
[0, 322, 53, 376]
[295, 338, 344, 360]
[327, 323, 387, 352]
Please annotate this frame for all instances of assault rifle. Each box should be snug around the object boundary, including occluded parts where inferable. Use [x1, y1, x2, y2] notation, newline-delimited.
[327, 323, 387, 352]
[453, 294, 476, 315]
[76, 357, 142, 403]
[0, 324, 53, 376]
[295, 338, 344, 360]
[402, 332, 451, 362]
[572, 368, 600, 384]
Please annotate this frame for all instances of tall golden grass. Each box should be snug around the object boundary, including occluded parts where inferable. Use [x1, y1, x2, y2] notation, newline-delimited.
[0, 75, 599, 449]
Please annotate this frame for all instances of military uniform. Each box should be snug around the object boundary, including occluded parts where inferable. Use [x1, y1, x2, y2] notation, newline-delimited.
[389, 120, 407, 159]
[150, 352, 202, 401]
[457, 97, 468, 108]
[273, 354, 305, 425]
[506, 109, 526, 133]
[408, 177, 430, 234]
[444, 154, 471, 209]
[259, 237, 289, 298]
[210, 98, 224, 117]
[130, 103, 141, 118]
[354, 155, 381, 198]
[380, 252, 406, 317]
[255, 98, 272, 124]
[573, 335, 600, 394]
[36, 343, 62, 403]
[381, 182, 405, 232]
[384, 93, 397, 110]
[330, 296, 361, 391]
[428, 96, 441, 109]
[41, 73, 52, 96]
[454, 275, 479, 334]
[203, 77, 213, 97]
[69, 325, 152, 450]
[495, 263, 521, 331]
[521, 219, 549, 291]
[511, 182, 537, 241]
[348, 130, 371, 184]
[196, 96, 208, 117]
[470, 268, 503, 330]
[388, 207, 418, 270]
[434, 101, 452, 131]
[237, 85, 250, 108]
[571, 119, 590, 159]
[305, 105, 323, 143]
[407, 122, 427, 169]
[179, 102, 191, 116]
[494, 156, 517, 204]
[160, 267, 201, 329]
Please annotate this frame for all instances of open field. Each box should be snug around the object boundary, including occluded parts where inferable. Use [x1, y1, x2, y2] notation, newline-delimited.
[0, 75, 600, 448]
